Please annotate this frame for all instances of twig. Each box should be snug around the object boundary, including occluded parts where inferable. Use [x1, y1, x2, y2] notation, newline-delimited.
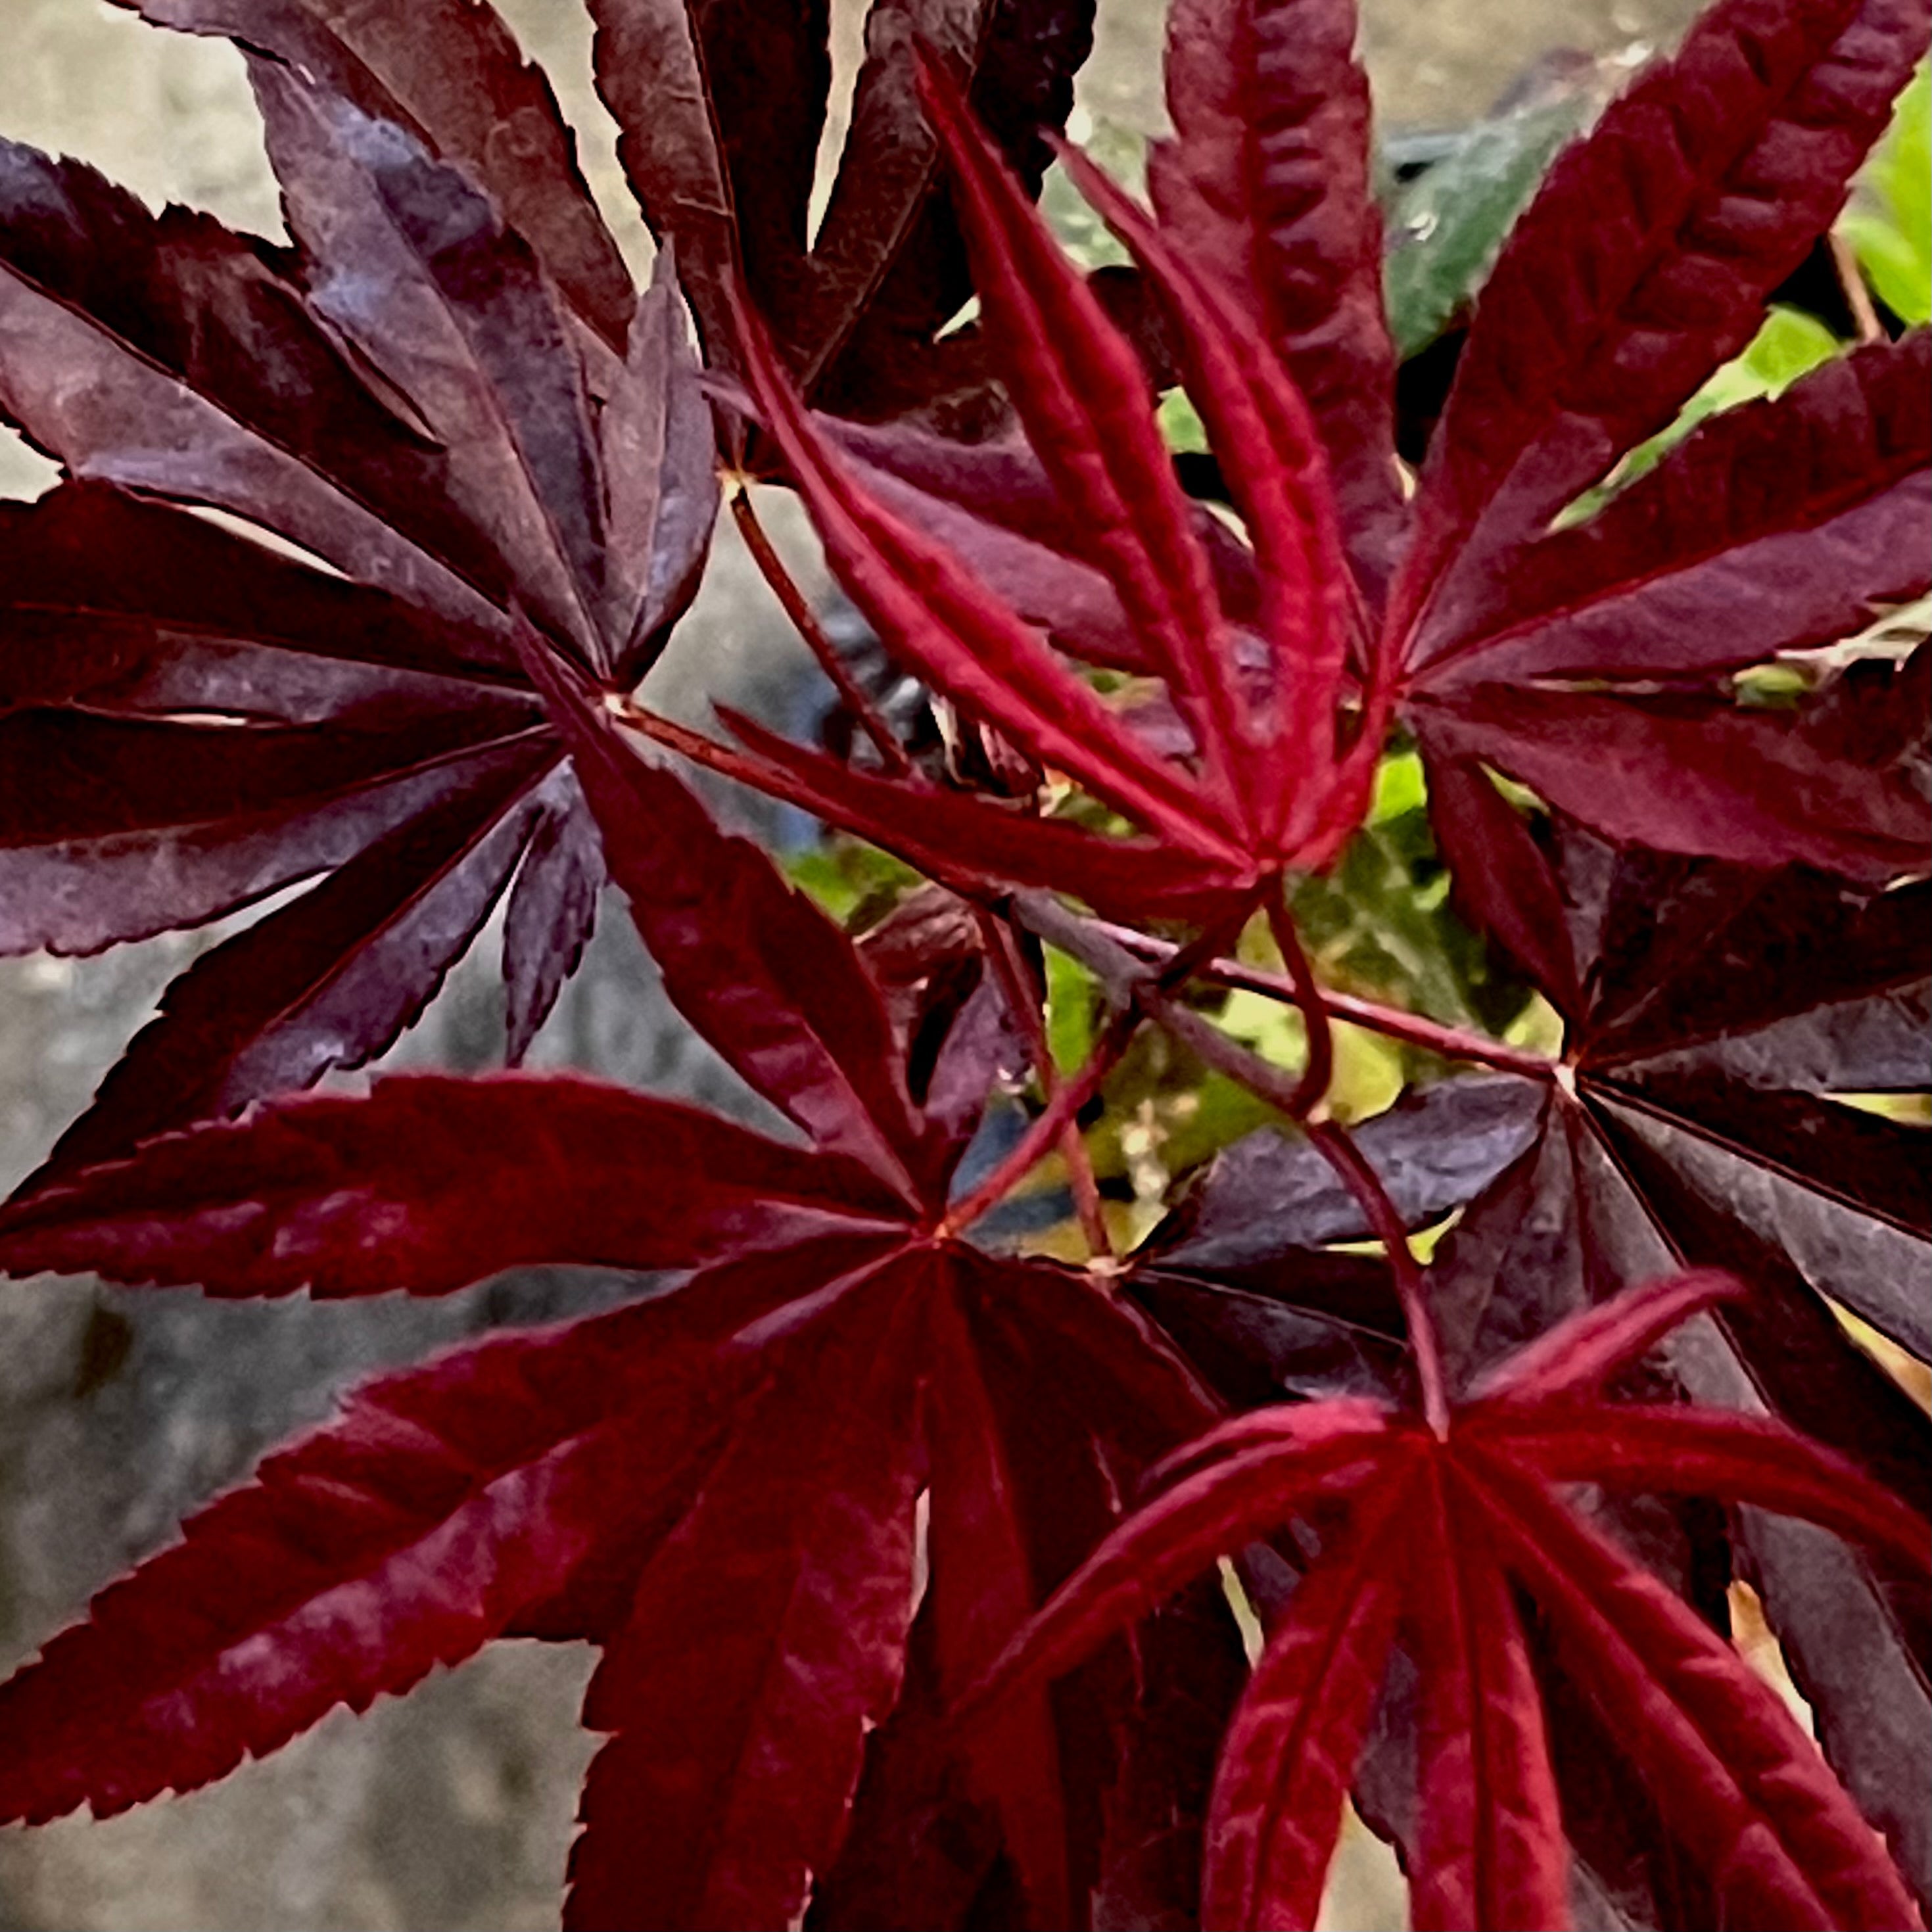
[1829, 233, 1885, 345]
[1081, 916, 1558, 1080]
[729, 487, 912, 774]
[976, 908, 1112, 1260]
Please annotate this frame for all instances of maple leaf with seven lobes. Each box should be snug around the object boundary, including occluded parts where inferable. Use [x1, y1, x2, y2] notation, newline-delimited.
[0, 0, 1098, 1187]
[0, 663, 1231, 1932]
[0, 60, 717, 1185]
[972, 1270, 1932, 1932]
[670, 0, 1928, 912]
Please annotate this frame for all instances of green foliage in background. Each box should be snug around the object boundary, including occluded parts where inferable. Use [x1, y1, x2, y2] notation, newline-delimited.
[1845, 62, 1931, 325]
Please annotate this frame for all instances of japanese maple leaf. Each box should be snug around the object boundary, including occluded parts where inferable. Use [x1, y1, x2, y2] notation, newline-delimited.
[655, 0, 1927, 913]
[1076, 791, 1931, 1919]
[0, 652, 1225, 1931]
[1423, 809, 1932, 1906]
[666, 53, 1378, 933]
[969, 1271, 1932, 1932]
[0, 46, 717, 1181]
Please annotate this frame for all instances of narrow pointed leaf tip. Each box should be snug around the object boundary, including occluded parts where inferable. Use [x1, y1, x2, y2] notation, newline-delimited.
[704, 55, 1394, 922]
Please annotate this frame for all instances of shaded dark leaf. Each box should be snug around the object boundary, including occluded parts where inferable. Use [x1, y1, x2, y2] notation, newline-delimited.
[116, 0, 636, 342]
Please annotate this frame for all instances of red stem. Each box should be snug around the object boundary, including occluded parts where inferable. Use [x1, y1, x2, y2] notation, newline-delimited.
[1265, 895, 1334, 1116]
[1306, 1118, 1451, 1434]
[1085, 916, 1557, 1080]
[976, 910, 1112, 1260]
[940, 893, 1257, 1238]
[729, 488, 912, 774]
[939, 1005, 1139, 1238]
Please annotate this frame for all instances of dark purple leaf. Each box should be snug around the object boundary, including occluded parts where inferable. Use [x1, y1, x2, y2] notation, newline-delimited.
[28, 735, 557, 1187]
[116, 0, 636, 342]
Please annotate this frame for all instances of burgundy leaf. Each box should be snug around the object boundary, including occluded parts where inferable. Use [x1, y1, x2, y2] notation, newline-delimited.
[1486, 1405, 1932, 1572]
[1415, 682, 1931, 882]
[0, 139, 502, 630]
[252, 66, 611, 666]
[829, 440, 1154, 674]
[523, 641, 936, 1192]
[1201, 1472, 1417, 1932]
[1148, 0, 1404, 592]
[502, 766, 605, 1066]
[1395, 0, 1930, 634]
[801, 0, 1096, 408]
[567, 1269, 924, 1932]
[1469, 1268, 1743, 1405]
[27, 736, 557, 1186]
[926, 1287, 1073, 1929]
[0, 481, 513, 711]
[115, 0, 636, 342]
[967, 1403, 1395, 1712]
[716, 706, 1227, 920]
[1413, 332, 1932, 683]
[919, 64, 1245, 809]
[1421, 749, 1582, 1015]
[0, 1074, 906, 1297]
[737, 298, 1235, 860]
[1407, 1467, 1568, 1932]
[0, 702, 538, 956]
[1593, 1075, 1931, 1358]
[1055, 138, 1360, 829]
[0, 1294, 740, 1824]
[591, 0, 830, 347]
[600, 250, 722, 677]
[1470, 1451, 1925, 1932]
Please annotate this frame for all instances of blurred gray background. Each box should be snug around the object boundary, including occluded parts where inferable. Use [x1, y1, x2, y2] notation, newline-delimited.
[0, 1, 1698, 1925]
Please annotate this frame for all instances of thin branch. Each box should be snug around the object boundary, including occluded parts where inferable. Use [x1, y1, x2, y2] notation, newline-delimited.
[939, 1004, 1139, 1238]
[1082, 916, 1559, 1080]
[976, 908, 1112, 1260]
[1828, 233, 1885, 345]
[1305, 1118, 1451, 1433]
[1023, 892, 1454, 1431]
[1265, 895, 1334, 1116]
[939, 891, 1260, 1238]
[729, 487, 912, 773]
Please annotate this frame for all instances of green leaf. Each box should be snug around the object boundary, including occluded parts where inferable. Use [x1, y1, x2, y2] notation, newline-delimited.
[1046, 943, 1098, 1078]
[1381, 95, 1593, 358]
[1843, 62, 1931, 325]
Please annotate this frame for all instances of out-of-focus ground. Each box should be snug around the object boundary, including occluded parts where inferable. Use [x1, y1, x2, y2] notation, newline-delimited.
[0, 1, 1699, 1926]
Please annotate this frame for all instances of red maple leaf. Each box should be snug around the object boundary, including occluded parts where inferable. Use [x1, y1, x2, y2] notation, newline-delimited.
[968, 1271, 1932, 1932]
[0, 662, 1221, 1931]
[632, 0, 1928, 909]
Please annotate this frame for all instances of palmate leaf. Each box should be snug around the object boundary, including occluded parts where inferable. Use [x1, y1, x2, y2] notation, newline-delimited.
[1408, 822, 1932, 1914]
[657, 55, 1375, 927]
[0, 656, 1223, 1931]
[0, 76, 717, 1179]
[718, 0, 1928, 893]
[975, 1275, 1931, 1932]
[114, 0, 638, 344]
[1147, 0, 1404, 590]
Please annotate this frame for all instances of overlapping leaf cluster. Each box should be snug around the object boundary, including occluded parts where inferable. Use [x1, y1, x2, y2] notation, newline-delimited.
[0, 0, 1925, 1928]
